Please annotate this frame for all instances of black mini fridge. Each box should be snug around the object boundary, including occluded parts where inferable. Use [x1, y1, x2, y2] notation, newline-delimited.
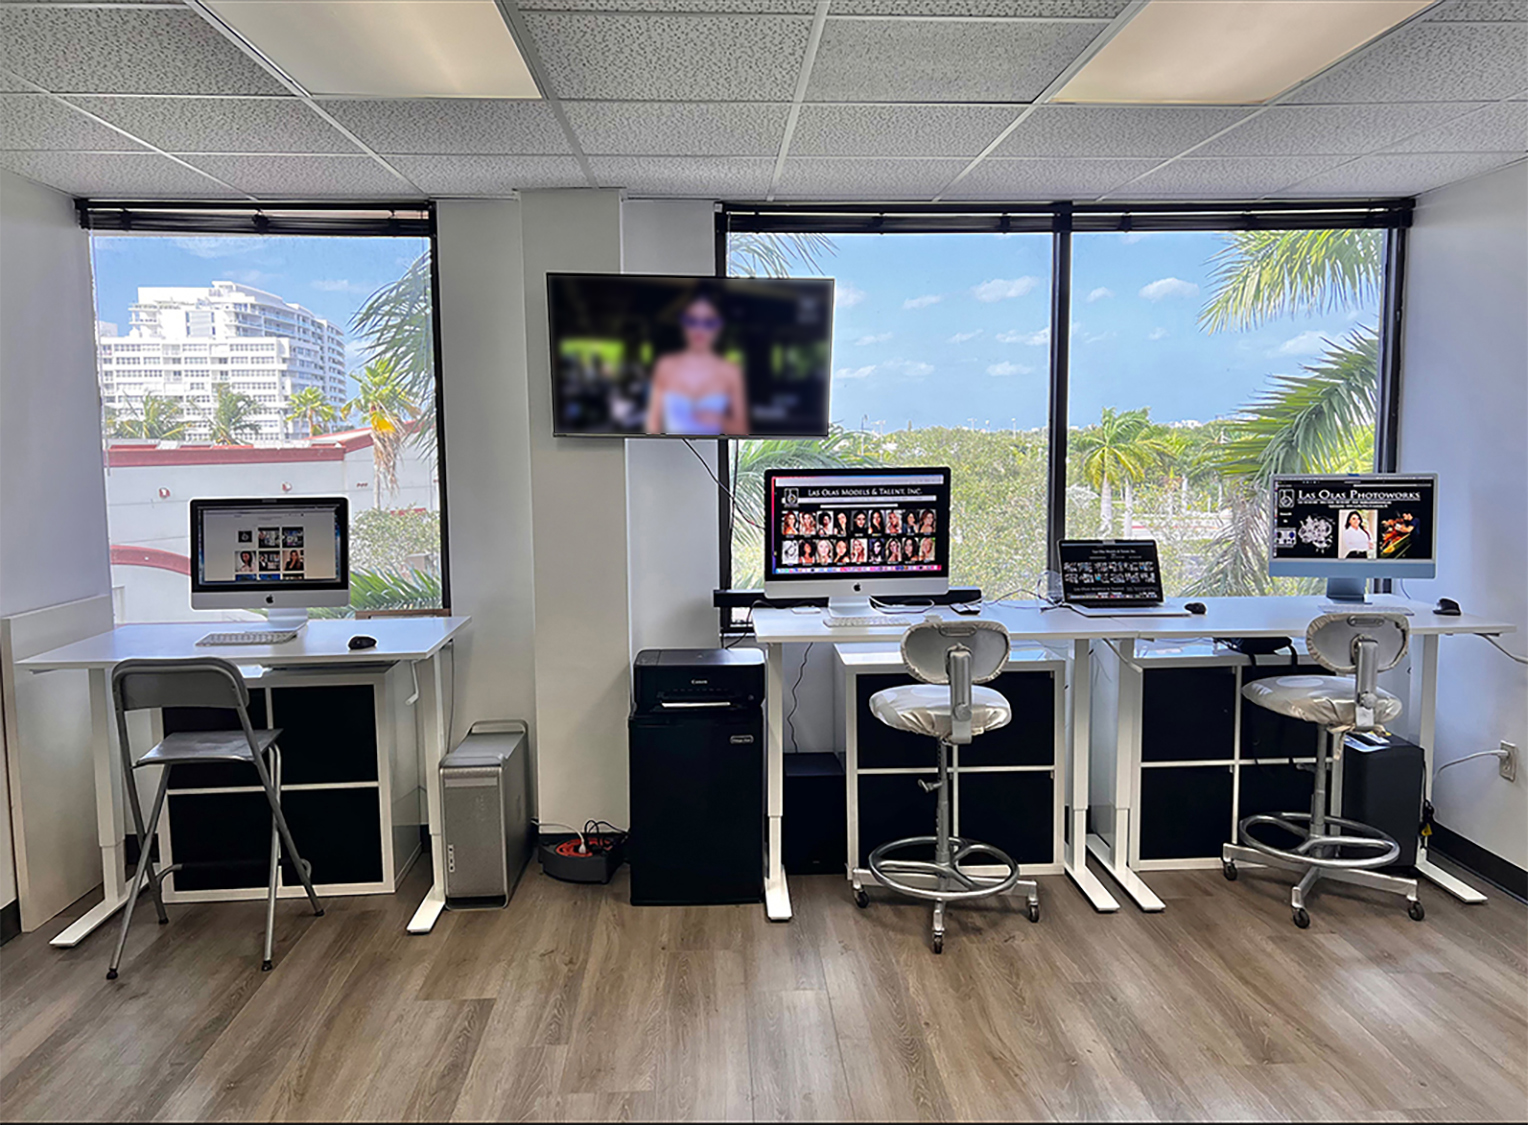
[629, 649, 765, 906]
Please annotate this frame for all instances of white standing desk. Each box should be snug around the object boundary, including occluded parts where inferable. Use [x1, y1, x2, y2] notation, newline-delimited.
[1079, 595, 1513, 911]
[18, 616, 469, 946]
[752, 603, 1129, 921]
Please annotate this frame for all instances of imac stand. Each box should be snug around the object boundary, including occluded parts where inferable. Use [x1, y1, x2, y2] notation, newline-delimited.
[266, 606, 311, 633]
[826, 596, 876, 620]
[1324, 576, 1369, 605]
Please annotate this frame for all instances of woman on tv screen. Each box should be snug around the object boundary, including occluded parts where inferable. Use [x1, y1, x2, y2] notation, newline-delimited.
[644, 291, 748, 436]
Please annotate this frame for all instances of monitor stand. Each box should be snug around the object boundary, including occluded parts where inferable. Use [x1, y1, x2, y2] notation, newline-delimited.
[266, 607, 311, 633]
[826, 596, 877, 620]
[1323, 576, 1370, 606]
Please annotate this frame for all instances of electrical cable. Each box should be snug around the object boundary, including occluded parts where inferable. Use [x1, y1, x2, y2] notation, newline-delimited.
[1435, 748, 1513, 773]
[1481, 634, 1528, 667]
[786, 642, 813, 752]
[684, 438, 761, 531]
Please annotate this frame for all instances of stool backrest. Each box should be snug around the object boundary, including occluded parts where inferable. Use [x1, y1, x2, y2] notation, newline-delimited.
[1306, 612, 1409, 732]
[901, 618, 1011, 746]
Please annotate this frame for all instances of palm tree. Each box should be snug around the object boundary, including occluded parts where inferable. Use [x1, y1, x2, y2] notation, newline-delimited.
[351, 251, 434, 449]
[1071, 407, 1172, 537]
[727, 232, 837, 279]
[285, 386, 339, 438]
[111, 392, 188, 441]
[206, 384, 260, 446]
[345, 357, 418, 506]
[1199, 229, 1383, 333]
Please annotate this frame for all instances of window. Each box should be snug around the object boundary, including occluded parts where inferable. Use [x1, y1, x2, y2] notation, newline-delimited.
[719, 203, 1406, 619]
[87, 206, 447, 622]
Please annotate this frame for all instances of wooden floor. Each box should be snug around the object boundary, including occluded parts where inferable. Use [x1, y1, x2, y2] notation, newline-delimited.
[2, 856, 1525, 1122]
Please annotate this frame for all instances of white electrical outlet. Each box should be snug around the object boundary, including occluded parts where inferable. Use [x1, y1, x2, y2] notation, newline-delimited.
[1501, 741, 1518, 783]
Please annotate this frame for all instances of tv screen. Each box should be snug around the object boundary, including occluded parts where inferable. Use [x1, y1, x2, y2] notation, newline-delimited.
[548, 273, 833, 438]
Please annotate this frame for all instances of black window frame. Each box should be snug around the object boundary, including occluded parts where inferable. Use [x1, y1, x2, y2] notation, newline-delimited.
[78, 199, 453, 613]
[715, 198, 1412, 629]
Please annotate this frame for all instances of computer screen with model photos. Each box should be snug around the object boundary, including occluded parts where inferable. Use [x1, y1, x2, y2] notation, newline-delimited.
[191, 497, 349, 595]
[1059, 540, 1165, 607]
[1268, 474, 1437, 577]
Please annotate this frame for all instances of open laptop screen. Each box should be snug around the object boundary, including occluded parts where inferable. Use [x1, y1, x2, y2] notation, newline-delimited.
[1059, 540, 1164, 607]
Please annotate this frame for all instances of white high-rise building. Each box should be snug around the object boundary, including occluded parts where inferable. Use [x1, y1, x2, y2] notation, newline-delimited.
[98, 281, 348, 442]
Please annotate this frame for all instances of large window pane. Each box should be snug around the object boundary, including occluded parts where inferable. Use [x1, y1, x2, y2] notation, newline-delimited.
[727, 232, 1052, 598]
[1066, 229, 1384, 596]
[91, 233, 443, 622]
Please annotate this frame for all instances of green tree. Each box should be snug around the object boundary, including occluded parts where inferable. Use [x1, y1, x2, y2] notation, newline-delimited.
[285, 386, 339, 437]
[111, 392, 188, 441]
[727, 232, 836, 279]
[206, 384, 260, 446]
[351, 250, 435, 448]
[1199, 229, 1383, 333]
[345, 358, 418, 506]
[1070, 407, 1172, 537]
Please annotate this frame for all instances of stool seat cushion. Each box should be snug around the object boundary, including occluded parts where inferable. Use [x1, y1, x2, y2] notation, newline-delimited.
[1242, 675, 1400, 732]
[135, 727, 280, 768]
[869, 684, 1012, 740]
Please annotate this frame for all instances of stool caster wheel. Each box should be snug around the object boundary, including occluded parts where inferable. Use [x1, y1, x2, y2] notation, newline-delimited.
[1408, 900, 1425, 922]
[854, 889, 869, 909]
[1027, 901, 1040, 924]
[261, 959, 273, 972]
[105, 969, 118, 981]
[1292, 907, 1311, 929]
[1222, 860, 1238, 881]
[931, 934, 943, 955]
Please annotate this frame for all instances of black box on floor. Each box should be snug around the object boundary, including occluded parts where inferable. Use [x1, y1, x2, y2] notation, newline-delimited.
[1342, 733, 1424, 869]
[784, 752, 846, 876]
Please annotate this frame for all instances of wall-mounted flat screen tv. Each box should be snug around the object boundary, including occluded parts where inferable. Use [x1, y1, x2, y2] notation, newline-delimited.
[548, 273, 833, 438]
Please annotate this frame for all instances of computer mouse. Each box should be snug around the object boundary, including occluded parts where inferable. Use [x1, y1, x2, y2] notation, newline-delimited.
[1434, 598, 1461, 616]
[1185, 601, 1207, 615]
[348, 635, 378, 650]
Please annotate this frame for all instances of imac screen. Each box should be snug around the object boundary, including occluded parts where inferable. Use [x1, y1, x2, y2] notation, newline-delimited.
[1271, 476, 1436, 563]
[765, 468, 951, 582]
[192, 498, 349, 591]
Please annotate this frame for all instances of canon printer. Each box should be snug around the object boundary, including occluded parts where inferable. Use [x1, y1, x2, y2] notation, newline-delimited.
[632, 647, 764, 711]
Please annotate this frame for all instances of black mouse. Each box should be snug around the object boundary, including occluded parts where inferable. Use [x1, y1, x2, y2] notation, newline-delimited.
[348, 635, 378, 650]
[1434, 598, 1461, 616]
[1185, 601, 1207, 615]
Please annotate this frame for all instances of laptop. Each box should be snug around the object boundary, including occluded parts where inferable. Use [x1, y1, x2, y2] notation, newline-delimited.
[1058, 539, 1193, 617]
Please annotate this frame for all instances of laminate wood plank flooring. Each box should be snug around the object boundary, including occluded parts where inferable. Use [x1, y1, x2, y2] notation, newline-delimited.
[2, 856, 1524, 1122]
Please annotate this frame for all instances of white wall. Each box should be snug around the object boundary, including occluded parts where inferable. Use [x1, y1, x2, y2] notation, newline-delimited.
[0, 170, 114, 918]
[1399, 160, 1528, 870]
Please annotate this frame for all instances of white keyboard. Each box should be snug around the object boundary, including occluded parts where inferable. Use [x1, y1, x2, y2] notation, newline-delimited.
[197, 630, 300, 646]
[822, 614, 907, 628]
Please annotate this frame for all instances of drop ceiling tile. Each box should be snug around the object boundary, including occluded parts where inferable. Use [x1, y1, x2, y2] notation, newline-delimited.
[1284, 151, 1523, 195]
[1384, 100, 1528, 152]
[1424, 1, 1527, 20]
[1286, 23, 1528, 104]
[807, 17, 1103, 103]
[830, 1, 1126, 13]
[385, 154, 586, 195]
[1194, 103, 1476, 157]
[790, 103, 1017, 157]
[524, 1, 815, 10]
[774, 157, 967, 199]
[946, 157, 1161, 200]
[0, 150, 241, 198]
[564, 101, 787, 156]
[1116, 156, 1351, 198]
[0, 7, 289, 95]
[0, 94, 146, 151]
[527, 13, 812, 101]
[994, 106, 1253, 158]
[69, 96, 355, 154]
[321, 99, 571, 155]
[589, 155, 774, 197]
[181, 154, 417, 198]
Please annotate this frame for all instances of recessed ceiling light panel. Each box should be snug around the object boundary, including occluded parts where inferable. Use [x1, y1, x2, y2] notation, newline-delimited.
[1055, 0, 1433, 105]
[205, 1, 540, 99]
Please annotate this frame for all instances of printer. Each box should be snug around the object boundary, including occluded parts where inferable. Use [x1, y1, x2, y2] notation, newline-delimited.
[632, 647, 765, 711]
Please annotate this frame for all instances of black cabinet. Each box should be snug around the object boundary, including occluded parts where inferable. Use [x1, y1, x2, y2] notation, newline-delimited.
[1139, 766, 1234, 861]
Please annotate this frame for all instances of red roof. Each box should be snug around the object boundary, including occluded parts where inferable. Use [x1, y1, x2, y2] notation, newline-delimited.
[107, 429, 373, 467]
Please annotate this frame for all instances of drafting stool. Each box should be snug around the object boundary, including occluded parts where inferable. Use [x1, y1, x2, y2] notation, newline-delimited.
[106, 658, 323, 979]
[857, 618, 1039, 953]
[1222, 612, 1424, 929]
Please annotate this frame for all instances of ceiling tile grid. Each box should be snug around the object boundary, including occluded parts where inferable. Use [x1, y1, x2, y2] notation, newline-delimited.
[590, 155, 774, 196]
[1383, 99, 1528, 153]
[944, 157, 1162, 200]
[1285, 21, 1528, 105]
[0, 7, 290, 96]
[563, 100, 789, 156]
[1112, 155, 1355, 199]
[385, 154, 587, 195]
[789, 103, 1020, 157]
[1193, 102, 1479, 157]
[178, 154, 418, 198]
[774, 156, 969, 198]
[0, 150, 241, 198]
[525, 12, 813, 101]
[66, 95, 359, 155]
[993, 105, 1255, 158]
[805, 17, 1105, 103]
[1285, 152, 1523, 196]
[0, 93, 147, 152]
[320, 98, 573, 156]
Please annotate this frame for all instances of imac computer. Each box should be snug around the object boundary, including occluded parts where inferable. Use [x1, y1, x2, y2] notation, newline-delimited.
[1268, 474, 1437, 604]
[763, 467, 951, 623]
[190, 497, 350, 641]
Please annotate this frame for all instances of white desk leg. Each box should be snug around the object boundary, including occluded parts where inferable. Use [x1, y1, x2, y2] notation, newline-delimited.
[1410, 633, 1487, 904]
[1087, 827, 1165, 912]
[1086, 638, 1163, 912]
[408, 653, 450, 934]
[763, 641, 791, 922]
[1066, 640, 1119, 913]
[52, 668, 129, 948]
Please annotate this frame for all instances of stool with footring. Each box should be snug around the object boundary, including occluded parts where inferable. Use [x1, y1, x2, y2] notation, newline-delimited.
[856, 618, 1039, 953]
[1222, 612, 1424, 928]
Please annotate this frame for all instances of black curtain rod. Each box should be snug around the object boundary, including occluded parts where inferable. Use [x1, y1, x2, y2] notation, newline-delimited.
[76, 199, 435, 237]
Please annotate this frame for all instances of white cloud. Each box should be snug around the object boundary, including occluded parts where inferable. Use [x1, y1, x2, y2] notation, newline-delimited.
[1274, 330, 1331, 356]
[1120, 231, 1152, 245]
[834, 364, 877, 380]
[884, 358, 934, 377]
[171, 236, 262, 259]
[947, 330, 982, 344]
[221, 268, 279, 286]
[311, 278, 367, 293]
[854, 332, 892, 345]
[996, 327, 1049, 346]
[903, 293, 942, 309]
[1086, 287, 1114, 303]
[1139, 277, 1200, 301]
[836, 283, 866, 308]
[986, 361, 1034, 377]
[1083, 330, 1116, 345]
[971, 276, 1040, 302]
[1148, 327, 1169, 341]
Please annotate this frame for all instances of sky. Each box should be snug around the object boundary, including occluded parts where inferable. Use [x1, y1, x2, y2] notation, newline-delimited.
[782, 231, 1378, 433]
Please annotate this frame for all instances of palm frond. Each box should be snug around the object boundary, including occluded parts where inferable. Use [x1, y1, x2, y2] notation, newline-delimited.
[351, 250, 436, 449]
[727, 232, 837, 279]
[1199, 229, 1383, 333]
